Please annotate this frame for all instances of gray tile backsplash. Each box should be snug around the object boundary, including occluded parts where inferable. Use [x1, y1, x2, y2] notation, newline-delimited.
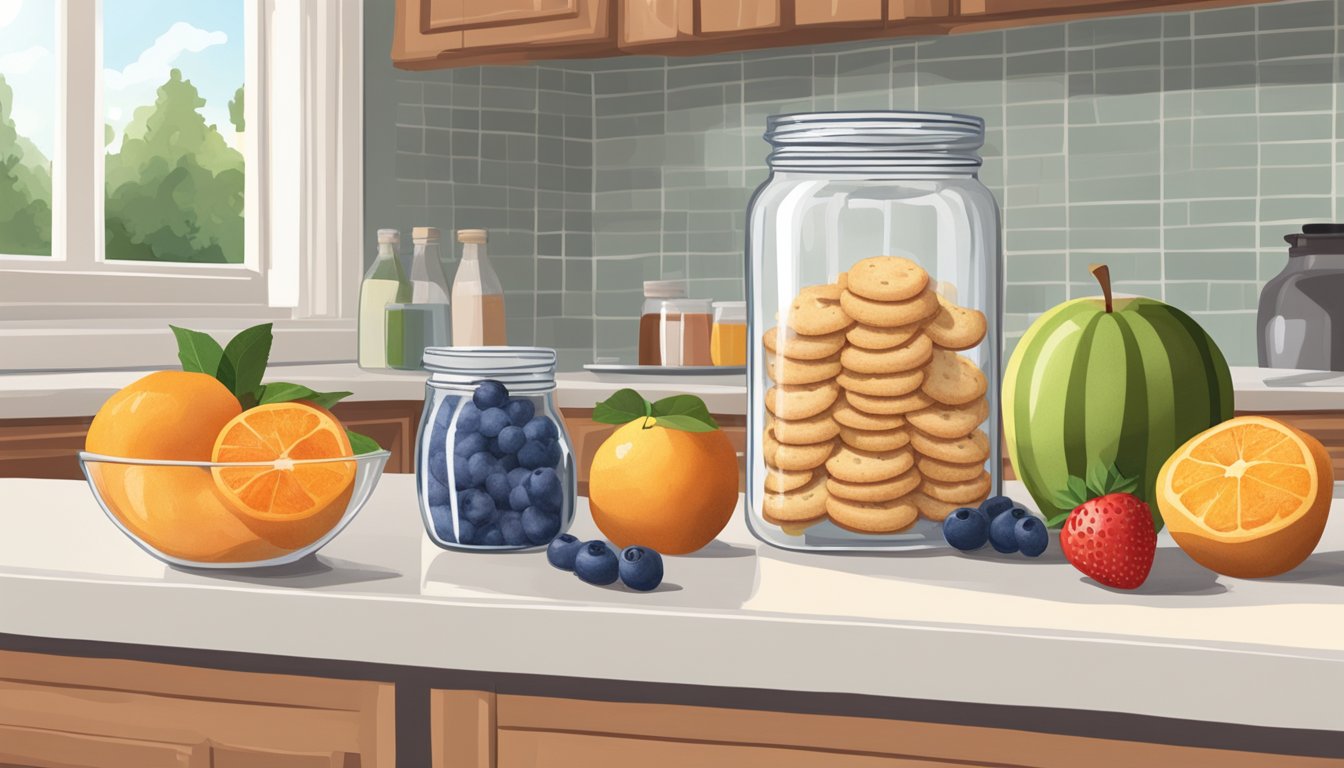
[367, 0, 1343, 369]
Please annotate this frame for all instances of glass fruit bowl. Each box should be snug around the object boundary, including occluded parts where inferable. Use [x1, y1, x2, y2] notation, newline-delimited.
[78, 450, 390, 569]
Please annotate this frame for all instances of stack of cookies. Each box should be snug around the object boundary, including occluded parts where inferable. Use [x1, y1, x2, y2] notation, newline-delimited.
[760, 256, 991, 537]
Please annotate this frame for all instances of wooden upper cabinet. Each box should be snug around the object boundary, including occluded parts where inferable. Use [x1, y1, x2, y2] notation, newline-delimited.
[795, 0, 885, 26]
[699, 0, 783, 33]
[393, 0, 616, 70]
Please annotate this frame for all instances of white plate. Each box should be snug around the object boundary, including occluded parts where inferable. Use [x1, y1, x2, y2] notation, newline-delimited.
[584, 364, 746, 376]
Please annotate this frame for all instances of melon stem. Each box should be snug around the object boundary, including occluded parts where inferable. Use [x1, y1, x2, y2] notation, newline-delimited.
[1089, 263, 1114, 313]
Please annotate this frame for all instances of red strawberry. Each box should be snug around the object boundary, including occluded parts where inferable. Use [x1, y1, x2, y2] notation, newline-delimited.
[1059, 492, 1156, 590]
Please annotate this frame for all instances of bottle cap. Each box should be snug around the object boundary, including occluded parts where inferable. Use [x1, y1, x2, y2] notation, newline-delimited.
[643, 280, 687, 298]
[377, 229, 400, 244]
[413, 227, 441, 242]
[457, 229, 488, 244]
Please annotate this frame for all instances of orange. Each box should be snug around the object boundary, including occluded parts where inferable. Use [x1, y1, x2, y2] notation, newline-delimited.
[90, 463, 284, 563]
[210, 402, 356, 549]
[1156, 416, 1333, 578]
[588, 419, 739, 555]
[86, 371, 241, 460]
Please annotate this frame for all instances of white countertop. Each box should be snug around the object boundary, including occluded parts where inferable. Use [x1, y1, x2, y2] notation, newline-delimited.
[0, 476, 1341, 732]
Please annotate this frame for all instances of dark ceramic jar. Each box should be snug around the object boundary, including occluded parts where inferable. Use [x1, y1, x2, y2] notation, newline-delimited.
[1259, 224, 1344, 371]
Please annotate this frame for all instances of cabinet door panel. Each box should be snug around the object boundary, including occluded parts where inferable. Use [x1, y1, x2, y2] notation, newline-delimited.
[698, 0, 781, 34]
[795, 0, 885, 26]
[210, 744, 360, 768]
[0, 723, 205, 768]
[461, 0, 613, 50]
[888, 0, 953, 21]
[619, 0, 693, 46]
[426, 0, 579, 31]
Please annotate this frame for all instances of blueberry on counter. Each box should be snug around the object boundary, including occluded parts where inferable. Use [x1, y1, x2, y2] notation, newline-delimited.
[508, 483, 532, 512]
[523, 416, 558, 443]
[461, 489, 496, 526]
[499, 511, 528, 546]
[618, 546, 664, 591]
[979, 495, 1015, 520]
[522, 506, 561, 545]
[547, 533, 583, 570]
[505, 398, 535, 427]
[1015, 516, 1049, 557]
[942, 507, 989, 551]
[989, 505, 1029, 554]
[478, 525, 504, 547]
[574, 541, 619, 585]
[479, 408, 510, 438]
[525, 468, 563, 514]
[454, 431, 487, 459]
[484, 472, 512, 509]
[497, 425, 526, 455]
[473, 380, 509, 410]
[455, 402, 481, 434]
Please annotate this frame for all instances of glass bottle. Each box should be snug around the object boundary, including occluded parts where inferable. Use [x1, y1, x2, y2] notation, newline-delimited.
[711, 300, 748, 366]
[358, 229, 410, 369]
[451, 228, 507, 346]
[387, 227, 453, 370]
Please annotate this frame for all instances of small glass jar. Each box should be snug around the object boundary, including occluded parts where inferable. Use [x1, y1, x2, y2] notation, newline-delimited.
[746, 111, 1002, 551]
[711, 301, 747, 366]
[638, 280, 713, 366]
[1259, 224, 1344, 371]
[415, 347, 576, 550]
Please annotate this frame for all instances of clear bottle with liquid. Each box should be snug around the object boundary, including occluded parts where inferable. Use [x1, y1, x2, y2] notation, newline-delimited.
[451, 228, 507, 346]
[387, 227, 453, 370]
[359, 229, 410, 368]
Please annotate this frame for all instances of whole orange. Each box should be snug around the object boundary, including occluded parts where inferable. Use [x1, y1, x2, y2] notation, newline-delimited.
[588, 419, 739, 554]
[86, 371, 241, 460]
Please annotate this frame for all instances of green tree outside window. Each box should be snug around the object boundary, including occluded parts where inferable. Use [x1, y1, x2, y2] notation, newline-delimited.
[0, 74, 54, 257]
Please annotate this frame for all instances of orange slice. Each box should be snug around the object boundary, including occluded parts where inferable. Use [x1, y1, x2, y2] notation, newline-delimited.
[1156, 416, 1333, 578]
[211, 402, 356, 548]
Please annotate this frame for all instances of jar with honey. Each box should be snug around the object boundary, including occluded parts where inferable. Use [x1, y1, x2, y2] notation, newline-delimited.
[710, 301, 747, 366]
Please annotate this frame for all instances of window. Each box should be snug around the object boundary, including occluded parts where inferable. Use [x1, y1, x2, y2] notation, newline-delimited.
[0, 0, 365, 371]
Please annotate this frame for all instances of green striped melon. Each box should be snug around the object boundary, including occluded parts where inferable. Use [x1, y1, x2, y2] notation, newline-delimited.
[1003, 266, 1234, 530]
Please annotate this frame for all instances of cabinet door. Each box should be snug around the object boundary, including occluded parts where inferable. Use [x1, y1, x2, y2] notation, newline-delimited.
[0, 723, 207, 768]
[698, 0, 782, 34]
[394, 0, 615, 69]
[888, 0, 953, 22]
[795, 0, 885, 27]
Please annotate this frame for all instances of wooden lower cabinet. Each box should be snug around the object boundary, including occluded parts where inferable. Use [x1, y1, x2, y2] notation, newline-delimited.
[433, 691, 1342, 768]
[0, 651, 394, 768]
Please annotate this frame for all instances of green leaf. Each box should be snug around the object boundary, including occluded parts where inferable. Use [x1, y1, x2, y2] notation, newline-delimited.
[654, 414, 718, 433]
[593, 388, 650, 425]
[1086, 463, 1108, 497]
[1066, 475, 1089, 504]
[650, 394, 718, 429]
[1046, 512, 1073, 528]
[169, 325, 224, 376]
[217, 323, 273, 409]
[346, 429, 381, 455]
[259, 382, 353, 410]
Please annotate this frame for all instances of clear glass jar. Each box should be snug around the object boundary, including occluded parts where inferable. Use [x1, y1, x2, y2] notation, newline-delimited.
[416, 347, 576, 550]
[638, 280, 713, 366]
[746, 111, 1002, 551]
[1258, 224, 1344, 371]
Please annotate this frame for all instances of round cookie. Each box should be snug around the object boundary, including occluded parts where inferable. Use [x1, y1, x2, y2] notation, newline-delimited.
[921, 349, 989, 406]
[762, 473, 829, 523]
[827, 468, 922, 502]
[839, 333, 933, 374]
[787, 283, 852, 336]
[837, 425, 911, 452]
[909, 490, 960, 522]
[836, 368, 924, 398]
[909, 428, 990, 465]
[840, 288, 938, 328]
[826, 496, 919, 534]
[906, 398, 989, 439]
[926, 296, 988, 351]
[846, 256, 929, 302]
[763, 326, 847, 360]
[844, 389, 935, 416]
[768, 408, 840, 445]
[765, 352, 841, 385]
[765, 380, 840, 420]
[833, 399, 905, 431]
[765, 515, 826, 536]
[922, 472, 992, 505]
[846, 322, 922, 350]
[764, 467, 813, 493]
[825, 444, 914, 483]
[917, 455, 986, 483]
[765, 431, 835, 471]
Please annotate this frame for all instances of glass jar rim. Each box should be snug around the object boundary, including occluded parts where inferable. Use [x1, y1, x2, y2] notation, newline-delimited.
[423, 346, 557, 392]
[765, 110, 985, 171]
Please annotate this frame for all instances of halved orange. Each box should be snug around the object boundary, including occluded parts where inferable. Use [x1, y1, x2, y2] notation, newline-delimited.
[211, 402, 356, 549]
[1157, 416, 1333, 578]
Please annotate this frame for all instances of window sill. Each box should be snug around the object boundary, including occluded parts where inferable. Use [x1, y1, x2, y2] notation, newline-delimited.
[0, 361, 428, 421]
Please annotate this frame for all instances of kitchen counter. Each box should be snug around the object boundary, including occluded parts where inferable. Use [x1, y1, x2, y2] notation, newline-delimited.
[1, 476, 1342, 734]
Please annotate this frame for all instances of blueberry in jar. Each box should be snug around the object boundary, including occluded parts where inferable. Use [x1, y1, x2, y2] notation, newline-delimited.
[507, 467, 531, 488]
[522, 506, 561, 545]
[455, 402, 481, 434]
[478, 525, 504, 547]
[454, 431, 487, 460]
[525, 467, 563, 514]
[497, 425, 526, 455]
[454, 519, 477, 545]
[546, 534, 583, 570]
[499, 511, 528, 546]
[427, 477, 452, 507]
[989, 505, 1029, 554]
[484, 472, 512, 509]
[508, 483, 531, 512]
[497, 454, 519, 473]
[523, 416, 558, 443]
[574, 541, 619, 585]
[479, 408, 510, 439]
[466, 452, 496, 487]
[428, 441, 448, 486]
[461, 489, 496, 527]
[505, 398, 535, 427]
[618, 546, 664, 591]
[453, 454, 472, 490]
[473, 380, 509, 410]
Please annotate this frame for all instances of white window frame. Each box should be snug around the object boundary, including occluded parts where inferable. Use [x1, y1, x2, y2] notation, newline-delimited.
[0, 0, 364, 371]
